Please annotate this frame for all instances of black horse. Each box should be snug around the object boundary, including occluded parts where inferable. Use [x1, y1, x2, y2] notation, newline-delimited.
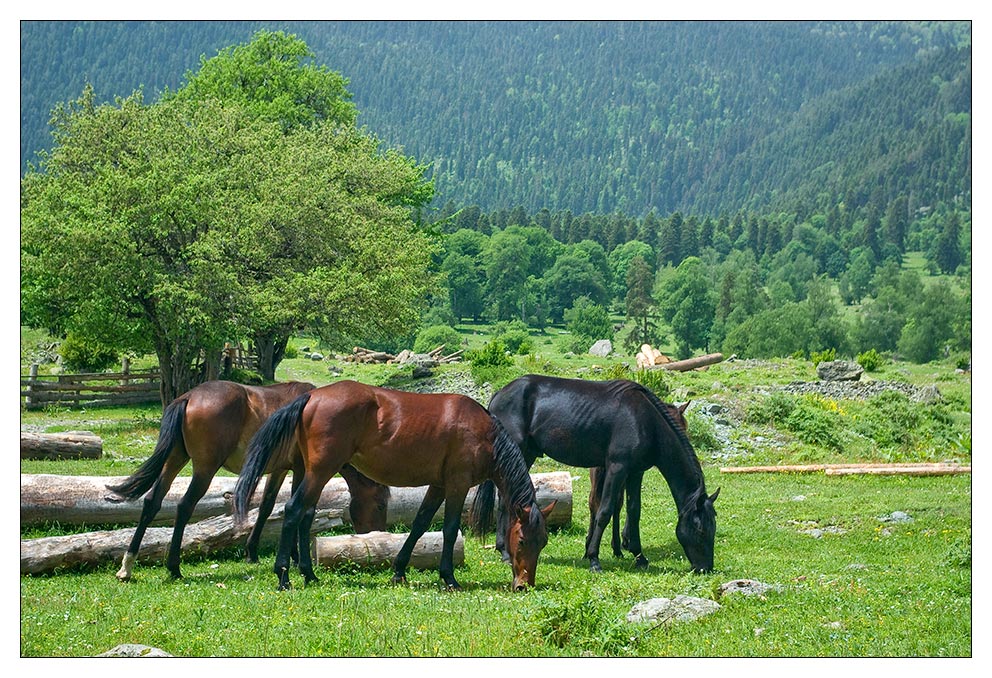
[483, 375, 718, 573]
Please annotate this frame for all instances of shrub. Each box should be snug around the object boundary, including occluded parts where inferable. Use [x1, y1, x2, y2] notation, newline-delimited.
[492, 320, 534, 355]
[228, 368, 264, 385]
[283, 343, 299, 359]
[856, 348, 884, 372]
[413, 325, 463, 354]
[58, 333, 118, 372]
[809, 348, 836, 366]
[467, 340, 512, 369]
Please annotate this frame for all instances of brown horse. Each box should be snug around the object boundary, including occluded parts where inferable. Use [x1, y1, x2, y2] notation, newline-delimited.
[588, 401, 690, 567]
[107, 380, 389, 581]
[234, 380, 555, 592]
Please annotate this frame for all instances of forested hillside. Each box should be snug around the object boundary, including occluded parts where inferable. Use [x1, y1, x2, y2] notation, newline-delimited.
[20, 20, 971, 219]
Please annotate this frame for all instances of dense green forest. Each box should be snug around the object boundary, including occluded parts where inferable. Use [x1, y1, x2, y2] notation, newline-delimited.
[21, 20, 971, 218]
[20, 23, 971, 376]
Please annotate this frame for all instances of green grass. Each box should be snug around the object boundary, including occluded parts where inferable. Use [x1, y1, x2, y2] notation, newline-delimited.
[20, 468, 971, 656]
[19, 328, 971, 656]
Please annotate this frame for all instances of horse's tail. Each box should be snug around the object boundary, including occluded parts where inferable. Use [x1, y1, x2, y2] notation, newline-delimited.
[470, 479, 497, 538]
[233, 392, 311, 524]
[106, 397, 188, 499]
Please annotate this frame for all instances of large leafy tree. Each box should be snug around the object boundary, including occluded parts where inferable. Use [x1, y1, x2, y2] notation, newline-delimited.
[657, 256, 716, 359]
[21, 32, 436, 401]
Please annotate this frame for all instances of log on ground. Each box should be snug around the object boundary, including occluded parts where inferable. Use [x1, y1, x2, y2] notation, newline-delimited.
[20, 505, 344, 575]
[21, 432, 102, 460]
[314, 530, 462, 570]
[655, 353, 724, 372]
[721, 463, 971, 475]
[20, 471, 573, 529]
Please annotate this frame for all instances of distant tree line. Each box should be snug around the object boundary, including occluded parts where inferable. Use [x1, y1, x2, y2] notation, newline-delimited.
[420, 202, 970, 364]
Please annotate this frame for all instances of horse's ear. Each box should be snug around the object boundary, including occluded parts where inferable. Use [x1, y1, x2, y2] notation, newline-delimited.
[540, 500, 557, 520]
[679, 401, 691, 414]
[709, 487, 720, 503]
[514, 504, 528, 522]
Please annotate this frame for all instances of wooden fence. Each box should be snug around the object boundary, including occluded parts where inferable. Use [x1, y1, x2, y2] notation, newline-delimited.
[21, 345, 260, 410]
[21, 360, 161, 410]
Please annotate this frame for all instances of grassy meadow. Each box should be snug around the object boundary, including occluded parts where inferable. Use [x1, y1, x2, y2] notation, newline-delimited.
[19, 327, 972, 657]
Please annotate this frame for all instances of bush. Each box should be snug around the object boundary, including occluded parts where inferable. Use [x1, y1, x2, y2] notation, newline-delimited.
[856, 348, 884, 372]
[58, 333, 118, 372]
[228, 368, 264, 385]
[563, 296, 613, 346]
[467, 340, 513, 368]
[413, 325, 463, 354]
[283, 344, 299, 359]
[809, 348, 836, 366]
[492, 320, 534, 355]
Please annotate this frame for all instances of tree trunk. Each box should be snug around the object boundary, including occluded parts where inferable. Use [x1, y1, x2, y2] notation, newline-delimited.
[20, 504, 344, 575]
[314, 530, 462, 570]
[21, 433, 102, 460]
[21, 471, 574, 529]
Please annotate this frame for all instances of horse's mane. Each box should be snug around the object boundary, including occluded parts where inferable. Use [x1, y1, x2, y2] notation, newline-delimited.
[613, 380, 705, 487]
[489, 414, 538, 511]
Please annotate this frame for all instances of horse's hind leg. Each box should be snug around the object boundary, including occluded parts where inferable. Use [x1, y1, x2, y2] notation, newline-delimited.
[437, 487, 469, 590]
[273, 471, 333, 590]
[588, 467, 624, 559]
[584, 463, 627, 572]
[245, 469, 288, 564]
[166, 466, 218, 579]
[296, 501, 319, 585]
[116, 451, 187, 582]
[621, 470, 648, 568]
[392, 485, 445, 586]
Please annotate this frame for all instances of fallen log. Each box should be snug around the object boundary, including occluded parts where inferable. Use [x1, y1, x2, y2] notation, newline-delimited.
[824, 465, 971, 477]
[654, 353, 724, 372]
[20, 432, 102, 460]
[721, 463, 970, 475]
[20, 504, 344, 575]
[314, 530, 462, 570]
[21, 471, 573, 529]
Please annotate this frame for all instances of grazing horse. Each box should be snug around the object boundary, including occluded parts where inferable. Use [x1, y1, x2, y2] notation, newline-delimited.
[234, 380, 555, 592]
[589, 400, 690, 565]
[107, 380, 389, 581]
[487, 375, 718, 573]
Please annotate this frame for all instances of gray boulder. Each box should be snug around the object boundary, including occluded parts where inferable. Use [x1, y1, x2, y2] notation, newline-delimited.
[626, 595, 720, 625]
[588, 339, 613, 357]
[97, 644, 173, 657]
[816, 360, 864, 382]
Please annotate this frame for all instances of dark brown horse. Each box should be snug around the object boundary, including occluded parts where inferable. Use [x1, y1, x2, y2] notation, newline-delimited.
[487, 375, 718, 573]
[234, 380, 555, 591]
[107, 380, 389, 581]
[588, 401, 690, 567]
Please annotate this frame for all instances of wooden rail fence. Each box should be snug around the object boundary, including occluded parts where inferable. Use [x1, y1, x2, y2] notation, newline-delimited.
[21, 359, 161, 410]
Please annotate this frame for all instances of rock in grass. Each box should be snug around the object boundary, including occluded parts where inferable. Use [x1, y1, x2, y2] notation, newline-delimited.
[626, 595, 720, 624]
[97, 643, 173, 657]
[718, 579, 781, 598]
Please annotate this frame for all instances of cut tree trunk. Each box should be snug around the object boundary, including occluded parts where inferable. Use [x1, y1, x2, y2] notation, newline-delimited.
[314, 530, 462, 570]
[20, 432, 102, 460]
[653, 353, 724, 372]
[720, 463, 970, 475]
[21, 471, 574, 529]
[20, 505, 344, 575]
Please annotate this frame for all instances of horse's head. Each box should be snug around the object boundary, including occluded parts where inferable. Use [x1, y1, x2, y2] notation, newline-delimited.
[675, 487, 719, 573]
[506, 500, 556, 591]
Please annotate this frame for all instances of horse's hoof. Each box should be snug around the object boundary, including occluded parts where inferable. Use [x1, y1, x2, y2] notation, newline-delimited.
[500, 552, 511, 563]
[634, 557, 649, 570]
[443, 580, 462, 591]
[277, 581, 292, 591]
[391, 574, 407, 585]
[302, 571, 319, 586]
[589, 560, 603, 573]
[167, 569, 182, 580]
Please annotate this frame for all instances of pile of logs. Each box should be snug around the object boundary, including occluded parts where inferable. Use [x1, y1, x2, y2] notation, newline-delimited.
[20, 471, 572, 575]
[342, 345, 464, 365]
[636, 344, 671, 369]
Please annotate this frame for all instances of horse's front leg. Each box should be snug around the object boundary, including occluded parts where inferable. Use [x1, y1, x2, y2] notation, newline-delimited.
[584, 463, 627, 572]
[392, 485, 445, 585]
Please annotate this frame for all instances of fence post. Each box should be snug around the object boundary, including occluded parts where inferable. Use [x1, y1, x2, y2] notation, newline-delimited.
[26, 363, 38, 407]
[121, 357, 130, 386]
